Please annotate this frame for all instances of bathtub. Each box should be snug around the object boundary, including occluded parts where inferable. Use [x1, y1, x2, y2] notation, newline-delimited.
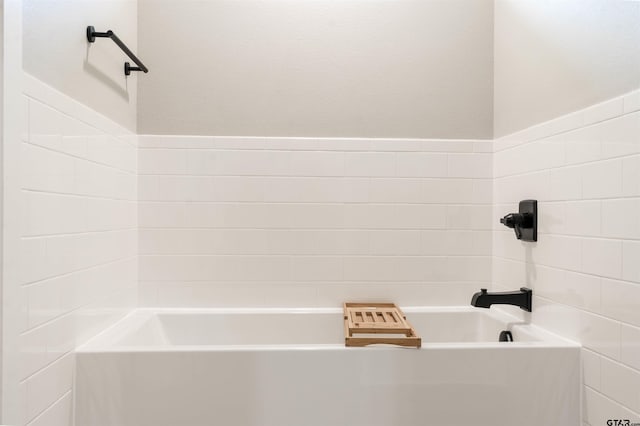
[74, 307, 580, 426]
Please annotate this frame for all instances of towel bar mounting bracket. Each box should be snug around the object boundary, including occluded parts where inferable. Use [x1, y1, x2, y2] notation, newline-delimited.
[86, 26, 149, 76]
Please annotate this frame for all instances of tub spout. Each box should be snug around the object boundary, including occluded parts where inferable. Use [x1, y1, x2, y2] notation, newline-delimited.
[471, 287, 532, 312]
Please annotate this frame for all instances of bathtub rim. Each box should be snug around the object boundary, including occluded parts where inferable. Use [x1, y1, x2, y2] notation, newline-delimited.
[76, 306, 581, 353]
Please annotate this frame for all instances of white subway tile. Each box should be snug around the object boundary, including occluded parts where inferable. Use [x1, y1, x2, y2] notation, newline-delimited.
[138, 202, 186, 228]
[493, 258, 527, 289]
[622, 156, 640, 197]
[290, 257, 344, 281]
[216, 150, 290, 176]
[445, 205, 492, 230]
[185, 203, 246, 229]
[265, 230, 368, 256]
[535, 268, 601, 313]
[601, 278, 640, 327]
[494, 171, 550, 203]
[600, 112, 640, 159]
[138, 281, 159, 307]
[423, 179, 474, 204]
[184, 282, 319, 308]
[20, 94, 29, 142]
[421, 230, 454, 255]
[492, 135, 522, 154]
[548, 111, 584, 136]
[27, 277, 71, 328]
[138, 135, 214, 149]
[538, 201, 565, 235]
[368, 230, 422, 255]
[368, 178, 424, 203]
[583, 97, 625, 125]
[448, 153, 492, 178]
[141, 229, 263, 255]
[601, 358, 640, 413]
[422, 230, 491, 256]
[185, 150, 218, 175]
[20, 326, 49, 380]
[512, 137, 565, 175]
[582, 159, 623, 200]
[564, 200, 601, 237]
[423, 139, 474, 153]
[29, 99, 64, 150]
[343, 152, 396, 177]
[624, 90, 640, 114]
[565, 126, 601, 165]
[344, 256, 443, 282]
[22, 192, 88, 237]
[45, 314, 78, 362]
[274, 203, 344, 229]
[26, 391, 72, 426]
[21, 143, 75, 194]
[582, 349, 601, 390]
[214, 176, 265, 202]
[25, 354, 74, 422]
[138, 149, 189, 175]
[472, 179, 492, 203]
[415, 205, 449, 229]
[260, 177, 368, 203]
[584, 388, 640, 426]
[61, 131, 89, 160]
[154, 283, 197, 307]
[621, 325, 640, 372]
[317, 282, 478, 307]
[533, 299, 621, 359]
[251, 229, 302, 255]
[582, 238, 622, 279]
[548, 167, 582, 201]
[473, 140, 493, 153]
[602, 199, 640, 240]
[622, 241, 640, 284]
[447, 256, 491, 282]
[524, 120, 557, 142]
[493, 230, 526, 262]
[139, 255, 292, 282]
[138, 175, 212, 202]
[532, 235, 581, 271]
[340, 231, 372, 255]
[369, 139, 423, 152]
[395, 152, 448, 177]
[289, 151, 344, 176]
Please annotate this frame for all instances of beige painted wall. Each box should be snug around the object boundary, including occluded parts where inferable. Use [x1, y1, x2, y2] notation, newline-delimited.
[494, 0, 640, 137]
[137, 0, 494, 139]
[23, 0, 138, 131]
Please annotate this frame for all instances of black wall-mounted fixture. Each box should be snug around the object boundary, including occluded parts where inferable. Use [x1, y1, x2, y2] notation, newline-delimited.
[471, 287, 533, 312]
[498, 330, 513, 342]
[500, 199, 537, 242]
[86, 26, 149, 76]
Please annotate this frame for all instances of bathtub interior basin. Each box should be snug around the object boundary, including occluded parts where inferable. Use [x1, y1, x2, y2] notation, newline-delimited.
[79, 306, 570, 349]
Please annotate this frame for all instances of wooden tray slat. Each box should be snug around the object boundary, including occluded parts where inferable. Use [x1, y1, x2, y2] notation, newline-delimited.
[343, 302, 421, 348]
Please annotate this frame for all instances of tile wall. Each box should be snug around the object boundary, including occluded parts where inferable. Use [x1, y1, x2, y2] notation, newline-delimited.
[17, 74, 138, 426]
[138, 136, 493, 307]
[492, 90, 640, 423]
[14, 74, 639, 426]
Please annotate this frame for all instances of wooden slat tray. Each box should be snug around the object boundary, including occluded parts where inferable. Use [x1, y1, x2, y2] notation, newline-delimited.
[343, 303, 421, 348]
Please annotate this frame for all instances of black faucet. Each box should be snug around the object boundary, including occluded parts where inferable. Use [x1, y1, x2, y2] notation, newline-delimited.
[471, 287, 532, 312]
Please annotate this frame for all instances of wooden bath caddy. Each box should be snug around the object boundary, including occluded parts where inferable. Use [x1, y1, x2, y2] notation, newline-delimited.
[343, 303, 421, 348]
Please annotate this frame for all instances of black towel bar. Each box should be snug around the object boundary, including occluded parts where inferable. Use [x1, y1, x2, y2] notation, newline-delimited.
[86, 26, 149, 76]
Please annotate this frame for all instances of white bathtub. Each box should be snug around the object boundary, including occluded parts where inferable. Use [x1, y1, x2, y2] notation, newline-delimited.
[75, 307, 581, 426]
